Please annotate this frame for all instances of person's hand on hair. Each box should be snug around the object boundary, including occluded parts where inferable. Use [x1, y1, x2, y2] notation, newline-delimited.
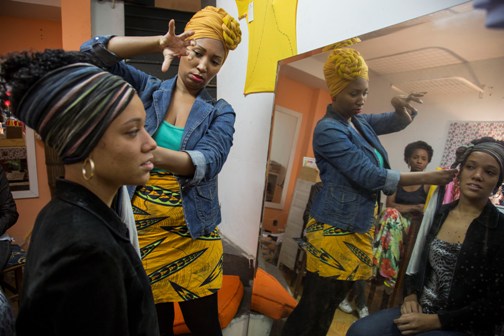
[391, 92, 427, 123]
[159, 19, 195, 72]
[427, 168, 458, 186]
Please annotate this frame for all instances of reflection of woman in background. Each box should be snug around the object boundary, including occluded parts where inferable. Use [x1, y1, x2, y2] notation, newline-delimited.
[373, 140, 434, 290]
[387, 141, 434, 214]
[348, 137, 504, 336]
[81, 6, 241, 336]
[281, 40, 457, 336]
[1, 49, 158, 334]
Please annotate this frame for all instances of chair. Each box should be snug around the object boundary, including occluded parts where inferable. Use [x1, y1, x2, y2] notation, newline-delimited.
[367, 212, 423, 311]
[0, 244, 27, 309]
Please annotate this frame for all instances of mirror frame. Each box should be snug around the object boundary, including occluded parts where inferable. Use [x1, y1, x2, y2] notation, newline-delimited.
[12, 127, 38, 199]
[265, 106, 303, 210]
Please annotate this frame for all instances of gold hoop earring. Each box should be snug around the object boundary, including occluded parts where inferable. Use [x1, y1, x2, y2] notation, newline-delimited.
[82, 158, 95, 181]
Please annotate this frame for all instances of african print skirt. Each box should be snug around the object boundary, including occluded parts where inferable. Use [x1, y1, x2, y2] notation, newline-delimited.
[304, 218, 375, 280]
[132, 172, 223, 303]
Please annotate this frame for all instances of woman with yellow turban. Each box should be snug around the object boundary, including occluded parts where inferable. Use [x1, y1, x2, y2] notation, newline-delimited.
[81, 6, 241, 336]
[281, 43, 457, 336]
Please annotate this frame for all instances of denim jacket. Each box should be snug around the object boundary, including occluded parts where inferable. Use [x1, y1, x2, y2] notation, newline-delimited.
[310, 104, 408, 233]
[81, 36, 236, 239]
[406, 201, 504, 335]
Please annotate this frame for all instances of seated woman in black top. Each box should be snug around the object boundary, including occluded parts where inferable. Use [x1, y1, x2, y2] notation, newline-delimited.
[373, 141, 433, 290]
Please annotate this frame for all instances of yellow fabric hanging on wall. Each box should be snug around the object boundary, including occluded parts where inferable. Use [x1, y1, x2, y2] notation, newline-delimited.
[237, 0, 298, 95]
[234, 0, 250, 19]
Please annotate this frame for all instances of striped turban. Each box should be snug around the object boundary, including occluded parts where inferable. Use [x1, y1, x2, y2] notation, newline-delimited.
[16, 63, 135, 164]
[185, 6, 242, 60]
[453, 141, 504, 188]
[323, 47, 368, 99]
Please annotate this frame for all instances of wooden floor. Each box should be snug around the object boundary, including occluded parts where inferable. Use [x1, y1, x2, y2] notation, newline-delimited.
[328, 309, 358, 336]
[281, 266, 400, 336]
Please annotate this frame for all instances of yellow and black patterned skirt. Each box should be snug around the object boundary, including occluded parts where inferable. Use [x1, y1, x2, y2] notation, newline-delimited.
[304, 218, 375, 281]
[132, 172, 223, 303]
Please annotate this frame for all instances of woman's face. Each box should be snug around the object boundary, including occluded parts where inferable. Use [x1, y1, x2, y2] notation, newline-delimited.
[178, 38, 226, 94]
[331, 77, 369, 121]
[407, 148, 430, 172]
[90, 95, 157, 189]
[459, 151, 500, 201]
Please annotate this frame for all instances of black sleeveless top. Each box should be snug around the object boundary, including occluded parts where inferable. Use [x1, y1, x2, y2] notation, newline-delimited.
[395, 185, 427, 205]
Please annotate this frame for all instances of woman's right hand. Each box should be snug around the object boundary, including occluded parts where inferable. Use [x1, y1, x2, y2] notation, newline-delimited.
[159, 19, 195, 72]
[401, 294, 422, 314]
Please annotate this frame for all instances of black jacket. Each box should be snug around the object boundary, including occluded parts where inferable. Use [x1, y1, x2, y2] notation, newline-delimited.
[407, 201, 504, 335]
[16, 179, 158, 336]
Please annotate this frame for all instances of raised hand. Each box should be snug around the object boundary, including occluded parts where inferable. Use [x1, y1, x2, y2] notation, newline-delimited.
[392, 91, 427, 122]
[160, 19, 195, 72]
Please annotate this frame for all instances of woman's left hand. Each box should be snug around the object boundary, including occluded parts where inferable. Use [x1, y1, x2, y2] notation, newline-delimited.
[391, 92, 427, 123]
[159, 19, 195, 72]
[393, 313, 441, 335]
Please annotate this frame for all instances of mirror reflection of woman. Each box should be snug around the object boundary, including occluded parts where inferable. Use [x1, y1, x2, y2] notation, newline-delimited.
[281, 39, 457, 336]
[348, 137, 504, 336]
[0, 49, 158, 334]
[387, 141, 434, 214]
[373, 141, 434, 291]
[81, 6, 242, 336]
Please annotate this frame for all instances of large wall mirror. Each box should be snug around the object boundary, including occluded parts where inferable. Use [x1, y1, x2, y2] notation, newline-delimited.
[259, 2, 503, 334]
[0, 122, 39, 199]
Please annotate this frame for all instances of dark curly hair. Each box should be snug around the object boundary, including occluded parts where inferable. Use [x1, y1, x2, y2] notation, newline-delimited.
[403, 140, 434, 164]
[0, 49, 100, 115]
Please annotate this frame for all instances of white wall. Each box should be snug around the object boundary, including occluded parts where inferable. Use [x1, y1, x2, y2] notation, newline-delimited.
[216, 0, 467, 258]
[91, 0, 124, 36]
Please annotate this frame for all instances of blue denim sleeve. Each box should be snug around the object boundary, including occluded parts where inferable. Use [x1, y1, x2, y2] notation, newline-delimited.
[361, 111, 411, 136]
[81, 35, 162, 111]
[314, 120, 398, 193]
[80, 35, 121, 67]
[384, 169, 400, 195]
[184, 99, 236, 185]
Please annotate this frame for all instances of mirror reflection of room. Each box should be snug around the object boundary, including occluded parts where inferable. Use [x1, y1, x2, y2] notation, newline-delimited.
[2, 1, 504, 336]
[0, 104, 29, 192]
[259, 3, 504, 336]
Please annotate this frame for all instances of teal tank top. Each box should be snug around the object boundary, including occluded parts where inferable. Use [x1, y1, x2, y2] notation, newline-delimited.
[374, 148, 384, 168]
[152, 121, 184, 172]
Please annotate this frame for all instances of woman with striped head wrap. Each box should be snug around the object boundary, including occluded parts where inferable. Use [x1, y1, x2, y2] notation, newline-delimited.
[81, 6, 241, 335]
[282, 42, 456, 336]
[0, 49, 158, 335]
[348, 138, 504, 335]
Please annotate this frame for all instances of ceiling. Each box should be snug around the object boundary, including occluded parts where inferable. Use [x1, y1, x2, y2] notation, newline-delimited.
[281, 2, 504, 93]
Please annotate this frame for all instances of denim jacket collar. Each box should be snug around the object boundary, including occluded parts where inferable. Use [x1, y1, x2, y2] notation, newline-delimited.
[324, 104, 389, 166]
[148, 76, 215, 135]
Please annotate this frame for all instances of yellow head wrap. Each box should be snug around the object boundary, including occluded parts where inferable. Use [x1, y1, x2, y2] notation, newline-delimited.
[322, 37, 362, 52]
[323, 40, 369, 98]
[185, 6, 242, 60]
